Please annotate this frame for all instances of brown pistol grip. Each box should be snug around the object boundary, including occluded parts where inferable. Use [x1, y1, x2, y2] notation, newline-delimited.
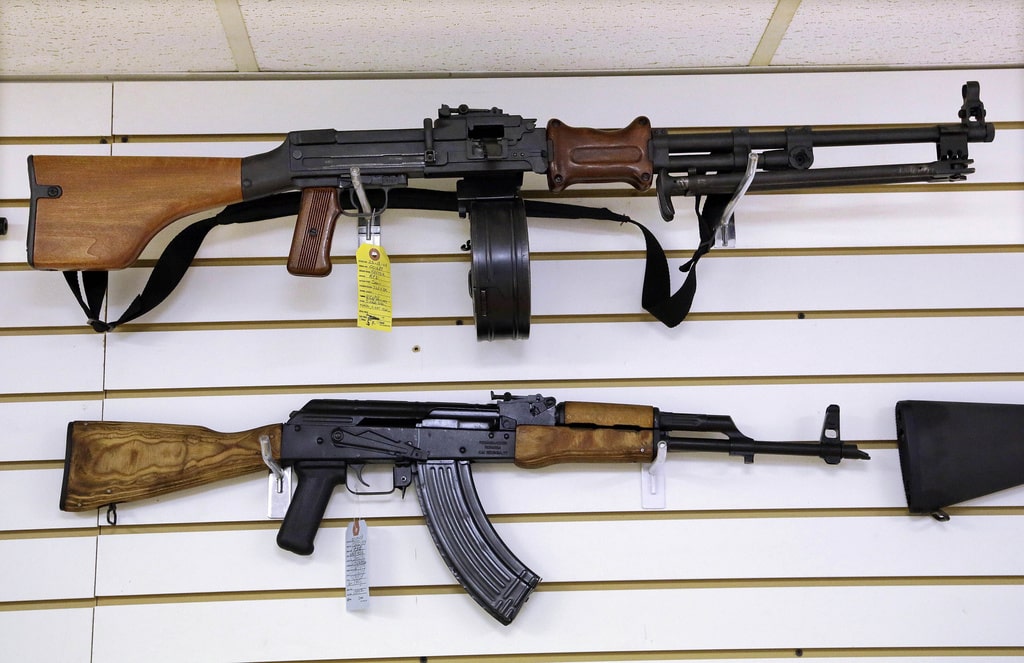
[546, 117, 654, 192]
[288, 187, 342, 276]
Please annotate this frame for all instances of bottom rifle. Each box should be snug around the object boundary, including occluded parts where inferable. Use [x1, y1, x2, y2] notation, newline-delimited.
[60, 392, 868, 624]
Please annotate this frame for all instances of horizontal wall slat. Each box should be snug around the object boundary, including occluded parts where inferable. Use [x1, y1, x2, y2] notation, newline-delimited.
[111, 69, 1024, 135]
[91, 585, 1024, 662]
[0, 609, 95, 663]
[0, 270, 97, 328]
[0, 468, 98, 530]
[0, 400, 102, 462]
[0, 335, 105, 395]
[0, 537, 97, 602]
[94, 515, 1024, 596]
[97, 252, 1024, 325]
[102, 317, 1024, 391]
[0, 82, 112, 137]
[0, 207, 28, 265]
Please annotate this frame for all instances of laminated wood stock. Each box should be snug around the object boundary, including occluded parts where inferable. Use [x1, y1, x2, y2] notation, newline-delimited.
[60, 420, 282, 511]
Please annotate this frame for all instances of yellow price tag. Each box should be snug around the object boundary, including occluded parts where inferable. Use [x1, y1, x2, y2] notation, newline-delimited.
[356, 243, 392, 331]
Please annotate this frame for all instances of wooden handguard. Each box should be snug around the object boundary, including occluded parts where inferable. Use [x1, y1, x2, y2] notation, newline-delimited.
[545, 117, 654, 192]
[560, 401, 655, 428]
[514, 426, 656, 469]
[60, 420, 282, 511]
[28, 155, 243, 270]
[514, 401, 656, 468]
[287, 186, 342, 276]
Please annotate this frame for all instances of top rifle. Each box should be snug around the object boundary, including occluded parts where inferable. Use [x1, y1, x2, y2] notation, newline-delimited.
[27, 82, 993, 338]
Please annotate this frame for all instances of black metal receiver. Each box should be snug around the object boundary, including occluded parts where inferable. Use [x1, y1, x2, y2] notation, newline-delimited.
[275, 395, 552, 624]
[273, 394, 867, 624]
[242, 105, 548, 340]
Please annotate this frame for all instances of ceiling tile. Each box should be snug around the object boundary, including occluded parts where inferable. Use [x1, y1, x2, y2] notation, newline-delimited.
[238, 0, 778, 73]
[773, 0, 1024, 67]
[0, 0, 236, 75]
[1, 0, 1021, 77]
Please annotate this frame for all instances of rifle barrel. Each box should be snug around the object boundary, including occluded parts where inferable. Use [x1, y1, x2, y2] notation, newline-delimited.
[656, 124, 993, 154]
[666, 161, 972, 196]
[667, 437, 870, 461]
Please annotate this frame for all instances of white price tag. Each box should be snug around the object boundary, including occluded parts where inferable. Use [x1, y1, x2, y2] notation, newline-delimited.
[345, 519, 369, 611]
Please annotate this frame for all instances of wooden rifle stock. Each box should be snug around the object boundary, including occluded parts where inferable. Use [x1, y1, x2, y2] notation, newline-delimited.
[60, 420, 282, 511]
[28, 155, 243, 270]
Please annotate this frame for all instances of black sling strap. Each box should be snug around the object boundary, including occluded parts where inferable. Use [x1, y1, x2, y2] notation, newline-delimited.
[65, 192, 304, 332]
[63, 189, 727, 331]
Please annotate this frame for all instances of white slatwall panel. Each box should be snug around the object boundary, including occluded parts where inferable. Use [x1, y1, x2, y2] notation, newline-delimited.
[95, 252, 1024, 324]
[0, 610, 95, 663]
[110, 70, 1024, 134]
[101, 317, 1024, 390]
[0, 400, 102, 461]
[91, 586, 1022, 662]
[94, 516, 1023, 595]
[0, 82, 110, 663]
[0, 83, 112, 137]
[1, 69, 1022, 663]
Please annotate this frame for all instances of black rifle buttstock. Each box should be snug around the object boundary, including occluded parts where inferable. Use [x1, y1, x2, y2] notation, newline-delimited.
[277, 462, 348, 555]
[895, 400, 1024, 519]
[414, 459, 540, 625]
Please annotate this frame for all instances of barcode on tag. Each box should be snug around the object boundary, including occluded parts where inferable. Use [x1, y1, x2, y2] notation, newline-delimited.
[345, 519, 369, 611]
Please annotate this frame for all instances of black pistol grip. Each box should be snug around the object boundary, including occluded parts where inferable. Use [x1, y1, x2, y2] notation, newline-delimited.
[277, 462, 347, 555]
[414, 460, 540, 625]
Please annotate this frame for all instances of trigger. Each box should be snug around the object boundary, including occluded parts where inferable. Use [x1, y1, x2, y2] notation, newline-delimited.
[394, 464, 413, 498]
[351, 463, 371, 488]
